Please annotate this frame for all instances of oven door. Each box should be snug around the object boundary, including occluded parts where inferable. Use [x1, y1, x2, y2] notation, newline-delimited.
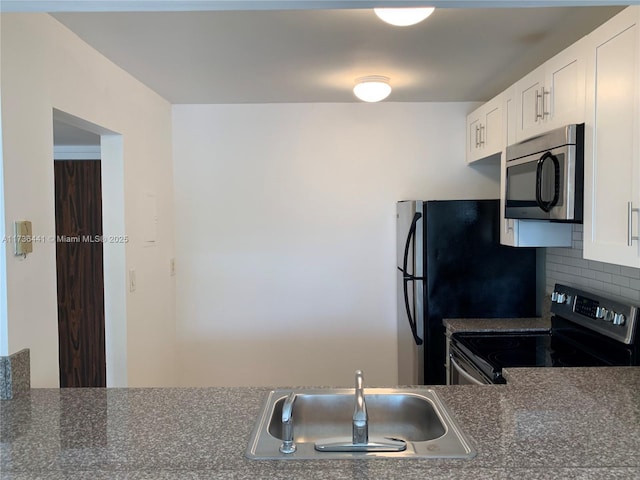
[449, 344, 493, 385]
[505, 144, 580, 221]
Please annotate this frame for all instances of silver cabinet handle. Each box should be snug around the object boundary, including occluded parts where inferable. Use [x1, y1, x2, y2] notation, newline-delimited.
[535, 88, 549, 121]
[628, 202, 639, 246]
[541, 88, 550, 118]
[479, 124, 485, 146]
[474, 125, 479, 148]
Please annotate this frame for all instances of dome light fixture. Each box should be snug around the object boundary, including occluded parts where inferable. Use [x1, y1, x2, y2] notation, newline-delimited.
[353, 76, 392, 103]
[374, 7, 435, 27]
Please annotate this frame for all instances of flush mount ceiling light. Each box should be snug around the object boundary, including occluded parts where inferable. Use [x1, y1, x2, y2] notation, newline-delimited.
[353, 76, 392, 102]
[374, 7, 435, 27]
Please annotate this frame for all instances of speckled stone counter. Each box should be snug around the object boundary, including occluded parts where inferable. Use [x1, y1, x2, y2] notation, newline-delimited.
[2, 367, 640, 479]
[0, 349, 30, 400]
[444, 297, 553, 335]
[443, 317, 551, 334]
[503, 365, 640, 387]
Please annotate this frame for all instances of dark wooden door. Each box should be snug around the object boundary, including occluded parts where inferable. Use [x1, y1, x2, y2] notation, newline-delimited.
[54, 160, 106, 387]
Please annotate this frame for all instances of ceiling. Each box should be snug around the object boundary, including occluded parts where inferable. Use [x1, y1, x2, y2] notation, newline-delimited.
[53, 121, 101, 146]
[49, 5, 626, 105]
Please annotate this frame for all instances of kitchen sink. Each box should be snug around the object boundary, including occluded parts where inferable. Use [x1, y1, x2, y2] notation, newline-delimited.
[245, 388, 475, 460]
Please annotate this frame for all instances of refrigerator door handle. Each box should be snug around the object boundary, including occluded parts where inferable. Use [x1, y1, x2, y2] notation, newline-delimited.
[401, 275, 423, 346]
[399, 210, 424, 345]
[402, 212, 425, 281]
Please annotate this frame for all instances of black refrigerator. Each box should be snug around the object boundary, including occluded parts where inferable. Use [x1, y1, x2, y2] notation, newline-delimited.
[396, 199, 537, 385]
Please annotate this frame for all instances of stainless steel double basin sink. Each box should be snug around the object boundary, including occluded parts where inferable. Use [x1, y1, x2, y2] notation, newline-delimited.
[246, 387, 476, 460]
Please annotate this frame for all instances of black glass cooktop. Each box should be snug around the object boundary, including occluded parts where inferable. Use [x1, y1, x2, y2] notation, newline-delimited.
[451, 314, 640, 383]
[450, 329, 618, 382]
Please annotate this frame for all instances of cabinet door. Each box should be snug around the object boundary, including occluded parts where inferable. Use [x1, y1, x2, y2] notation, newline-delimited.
[516, 44, 586, 141]
[545, 41, 586, 128]
[583, 6, 640, 267]
[515, 66, 546, 141]
[467, 97, 502, 164]
[466, 114, 482, 163]
[483, 103, 502, 155]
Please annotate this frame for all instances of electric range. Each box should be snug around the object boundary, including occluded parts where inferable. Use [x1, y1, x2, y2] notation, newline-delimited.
[449, 284, 640, 384]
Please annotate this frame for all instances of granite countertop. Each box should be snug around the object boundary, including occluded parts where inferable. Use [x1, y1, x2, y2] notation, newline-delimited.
[2, 368, 640, 479]
[443, 297, 553, 335]
[443, 317, 551, 334]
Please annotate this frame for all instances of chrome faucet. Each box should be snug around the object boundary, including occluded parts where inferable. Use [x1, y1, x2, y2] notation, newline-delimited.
[314, 369, 406, 453]
[279, 392, 297, 454]
[352, 370, 368, 445]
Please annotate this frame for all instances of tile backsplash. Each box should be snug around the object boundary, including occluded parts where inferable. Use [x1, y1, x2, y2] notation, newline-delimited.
[545, 225, 640, 302]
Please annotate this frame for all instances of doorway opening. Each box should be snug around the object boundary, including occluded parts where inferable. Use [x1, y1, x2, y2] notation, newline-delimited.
[52, 109, 127, 387]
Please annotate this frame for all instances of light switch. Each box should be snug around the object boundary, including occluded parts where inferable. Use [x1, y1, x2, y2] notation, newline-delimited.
[14, 221, 33, 257]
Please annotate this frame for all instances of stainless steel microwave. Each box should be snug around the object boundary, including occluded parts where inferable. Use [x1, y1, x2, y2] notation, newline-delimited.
[505, 124, 584, 222]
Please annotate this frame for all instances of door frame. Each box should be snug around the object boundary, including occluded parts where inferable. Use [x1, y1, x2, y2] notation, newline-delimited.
[53, 109, 127, 387]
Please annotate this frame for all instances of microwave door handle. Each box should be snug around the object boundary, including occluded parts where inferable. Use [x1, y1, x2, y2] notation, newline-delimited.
[535, 152, 560, 213]
[535, 155, 544, 210]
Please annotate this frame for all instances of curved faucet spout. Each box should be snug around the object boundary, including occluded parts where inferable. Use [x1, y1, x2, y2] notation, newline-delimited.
[280, 392, 297, 454]
[352, 370, 368, 445]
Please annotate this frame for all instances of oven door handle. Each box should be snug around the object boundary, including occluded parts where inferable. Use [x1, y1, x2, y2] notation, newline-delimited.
[450, 354, 487, 386]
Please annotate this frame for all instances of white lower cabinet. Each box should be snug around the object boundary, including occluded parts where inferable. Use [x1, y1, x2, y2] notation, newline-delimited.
[583, 6, 640, 267]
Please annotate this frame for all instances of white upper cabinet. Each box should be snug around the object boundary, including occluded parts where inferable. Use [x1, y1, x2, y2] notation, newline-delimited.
[583, 6, 640, 267]
[514, 41, 587, 142]
[501, 86, 518, 246]
[500, 85, 572, 247]
[466, 93, 503, 163]
[470, 6, 639, 252]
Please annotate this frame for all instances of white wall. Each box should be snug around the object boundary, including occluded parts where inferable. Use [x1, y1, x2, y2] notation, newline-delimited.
[173, 102, 500, 387]
[0, 13, 177, 387]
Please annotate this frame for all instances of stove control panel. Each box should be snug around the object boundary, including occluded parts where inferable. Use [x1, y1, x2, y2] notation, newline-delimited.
[551, 284, 638, 345]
